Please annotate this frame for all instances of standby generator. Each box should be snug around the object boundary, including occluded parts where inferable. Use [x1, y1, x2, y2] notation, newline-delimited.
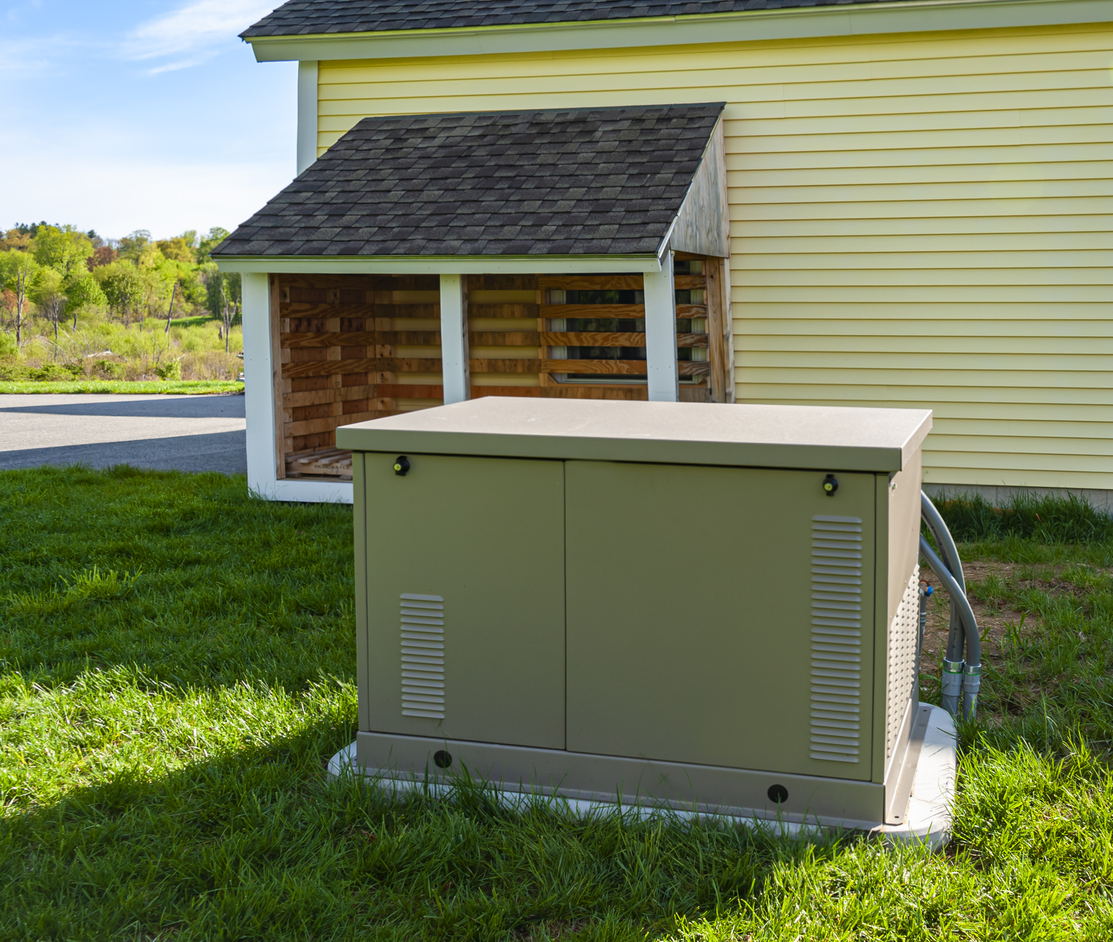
[334, 397, 963, 840]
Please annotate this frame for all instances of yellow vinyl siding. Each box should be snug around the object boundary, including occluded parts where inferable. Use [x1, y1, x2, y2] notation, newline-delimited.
[317, 21, 1113, 491]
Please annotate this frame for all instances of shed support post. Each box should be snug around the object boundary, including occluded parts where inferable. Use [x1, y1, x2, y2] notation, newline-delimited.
[242, 272, 278, 494]
[644, 250, 678, 402]
[440, 273, 470, 404]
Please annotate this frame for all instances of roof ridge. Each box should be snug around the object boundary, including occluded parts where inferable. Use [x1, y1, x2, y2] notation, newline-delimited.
[242, 0, 929, 40]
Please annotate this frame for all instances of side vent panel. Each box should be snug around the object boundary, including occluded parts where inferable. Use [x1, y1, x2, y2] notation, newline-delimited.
[886, 567, 921, 761]
[809, 515, 863, 764]
[400, 593, 445, 719]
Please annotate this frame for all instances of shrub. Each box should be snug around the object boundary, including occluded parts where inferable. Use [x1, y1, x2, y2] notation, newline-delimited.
[155, 359, 182, 381]
[0, 331, 17, 359]
[27, 362, 82, 381]
[935, 491, 1113, 544]
[93, 360, 125, 379]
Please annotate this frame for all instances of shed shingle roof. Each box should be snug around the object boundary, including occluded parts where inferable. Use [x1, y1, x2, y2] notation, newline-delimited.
[213, 104, 724, 259]
[243, 0, 926, 38]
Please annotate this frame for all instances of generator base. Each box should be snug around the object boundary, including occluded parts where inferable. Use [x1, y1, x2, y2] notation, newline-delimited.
[328, 705, 955, 850]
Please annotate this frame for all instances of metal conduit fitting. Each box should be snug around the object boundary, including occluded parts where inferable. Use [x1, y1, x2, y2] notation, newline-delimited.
[920, 492, 982, 720]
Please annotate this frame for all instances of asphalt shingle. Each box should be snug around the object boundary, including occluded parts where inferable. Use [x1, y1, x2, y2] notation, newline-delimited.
[213, 104, 724, 260]
[243, 0, 921, 38]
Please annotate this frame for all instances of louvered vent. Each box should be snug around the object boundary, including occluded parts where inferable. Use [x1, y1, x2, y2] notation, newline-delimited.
[809, 515, 864, 764]
[886, 567, 921, 761]
[400, 593, 445, 719]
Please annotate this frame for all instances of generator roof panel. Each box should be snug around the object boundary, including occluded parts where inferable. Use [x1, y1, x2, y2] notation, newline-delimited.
[336, 398, 933, 472]
[212, 104, 724, 259]
[243, 0, 923, 37]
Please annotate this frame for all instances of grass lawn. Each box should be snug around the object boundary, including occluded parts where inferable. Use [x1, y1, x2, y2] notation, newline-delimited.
[3, 468, 1113, 940]
[0, 380, 244, 395]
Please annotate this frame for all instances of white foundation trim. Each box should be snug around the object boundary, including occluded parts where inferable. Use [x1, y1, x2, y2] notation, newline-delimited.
[253, 477, 354, 504]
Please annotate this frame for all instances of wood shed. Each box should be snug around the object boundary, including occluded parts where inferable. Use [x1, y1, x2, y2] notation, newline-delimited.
[215, 104, 733, 501]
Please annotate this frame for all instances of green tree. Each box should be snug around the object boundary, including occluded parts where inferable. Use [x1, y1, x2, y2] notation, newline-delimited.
[117, 230, 152, 263]
[157, 231, 198, 264]
[66, 272, 108, 329]
[30, 267, 66, 343]
[95, 260, 144, 326]
[136, 247, 177, 320]
[0, 249, 37, 347]
[33, 225, 94, 282]
[197, 227, 229, 263]
[204, 267, 241, 354]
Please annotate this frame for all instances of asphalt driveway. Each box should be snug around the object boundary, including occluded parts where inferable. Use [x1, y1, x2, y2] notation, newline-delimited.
[0, 393, 247, 474]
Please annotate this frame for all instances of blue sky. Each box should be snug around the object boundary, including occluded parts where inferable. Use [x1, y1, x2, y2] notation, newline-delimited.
[1, 0, 297, 241]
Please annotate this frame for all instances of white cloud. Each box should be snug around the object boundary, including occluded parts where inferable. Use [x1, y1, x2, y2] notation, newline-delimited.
[125, 0, 274, 64]
[0, 35, 70, 74]
[0, 151, 293, 241]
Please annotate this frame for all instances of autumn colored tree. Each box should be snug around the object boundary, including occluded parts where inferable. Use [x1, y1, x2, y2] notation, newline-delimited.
[88, 246, 118, 269]
[0, 229, 33, 252]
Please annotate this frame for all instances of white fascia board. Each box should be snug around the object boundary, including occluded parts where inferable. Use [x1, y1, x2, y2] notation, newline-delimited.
[247, 0, 1113, 62]
[215, 254, 662, 274]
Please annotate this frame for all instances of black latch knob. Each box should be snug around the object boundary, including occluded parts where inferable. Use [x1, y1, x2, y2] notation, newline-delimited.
[393, 456, 410, 476]
[823, 473, 838, 496]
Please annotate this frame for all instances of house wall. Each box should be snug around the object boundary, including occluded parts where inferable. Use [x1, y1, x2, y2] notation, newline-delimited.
[314, 21, 1113, 492]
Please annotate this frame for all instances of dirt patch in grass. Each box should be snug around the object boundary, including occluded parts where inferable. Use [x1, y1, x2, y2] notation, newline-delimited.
[921, 560, 1036, 675]
[920, 557, 1113, 719]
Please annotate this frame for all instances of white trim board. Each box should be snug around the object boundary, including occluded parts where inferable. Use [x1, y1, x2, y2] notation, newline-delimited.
[242, 271, 355, 505]
[247, 0, 1113, 62]
[216, 254, 665, 275]
[296, 60, 318, 175]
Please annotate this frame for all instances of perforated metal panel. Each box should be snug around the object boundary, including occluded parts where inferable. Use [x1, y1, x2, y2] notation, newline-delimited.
[885, 567, 921, 762]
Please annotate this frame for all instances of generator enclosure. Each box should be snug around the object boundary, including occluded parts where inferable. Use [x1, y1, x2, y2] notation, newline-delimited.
[337, 397, 933, 830]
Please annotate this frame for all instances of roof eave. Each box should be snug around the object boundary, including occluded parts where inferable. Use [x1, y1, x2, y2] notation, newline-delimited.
[242, 0, 1113, 62]
[213, 254, 665, 275]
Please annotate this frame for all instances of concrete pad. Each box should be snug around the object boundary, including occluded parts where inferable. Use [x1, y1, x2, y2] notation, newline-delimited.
[0, 393, 247, 475]
[327, 705, 957, 851]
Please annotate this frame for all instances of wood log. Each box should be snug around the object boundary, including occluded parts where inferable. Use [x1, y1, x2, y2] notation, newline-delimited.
[540, 359, 648, 375]
[540, 304, 645, 319]
[538, 275, 644, 291]
[541, 332, 708, 348]
[468, 303, 540, 318]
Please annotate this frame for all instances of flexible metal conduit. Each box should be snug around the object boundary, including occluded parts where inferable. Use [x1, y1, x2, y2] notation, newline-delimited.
[920, 491, 982, 719]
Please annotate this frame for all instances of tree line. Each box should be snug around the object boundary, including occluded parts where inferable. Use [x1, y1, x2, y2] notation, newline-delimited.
[0, 223, 241, 354]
